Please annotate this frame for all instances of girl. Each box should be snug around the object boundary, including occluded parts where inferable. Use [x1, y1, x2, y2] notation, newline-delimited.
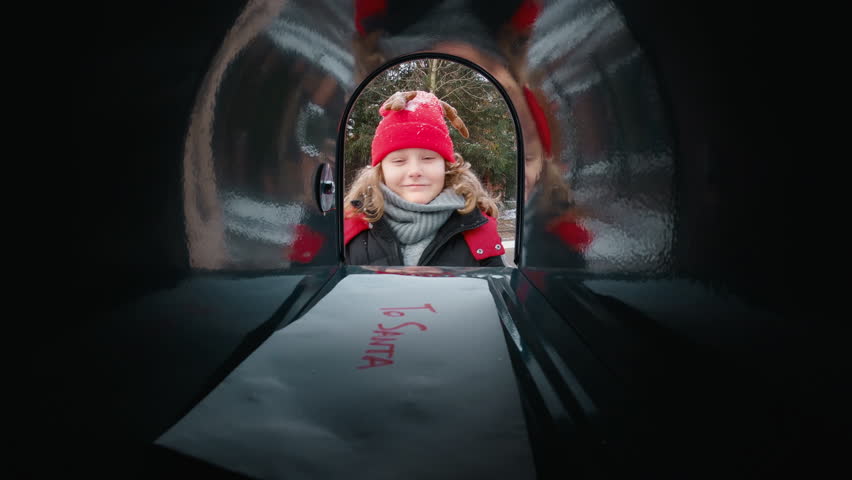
[344, 90, 505, 266]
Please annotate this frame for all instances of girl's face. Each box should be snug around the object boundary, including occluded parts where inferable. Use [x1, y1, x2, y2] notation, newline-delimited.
[381, 148, 446, 204]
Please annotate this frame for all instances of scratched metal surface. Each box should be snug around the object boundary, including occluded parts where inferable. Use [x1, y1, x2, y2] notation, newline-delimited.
[181, 1, 351, 271]
[519, 0, 675, 274]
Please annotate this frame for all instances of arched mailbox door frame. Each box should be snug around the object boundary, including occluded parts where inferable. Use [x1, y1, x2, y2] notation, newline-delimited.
[335, 52, 526, 267]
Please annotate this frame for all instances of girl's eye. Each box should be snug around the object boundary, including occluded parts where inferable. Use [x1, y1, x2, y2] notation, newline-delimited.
[422, 156, 436, 161]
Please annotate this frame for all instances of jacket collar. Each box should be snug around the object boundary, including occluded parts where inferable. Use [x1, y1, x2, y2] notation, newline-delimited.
[417, 209, 488, 265]
[366, 209, 495, 266]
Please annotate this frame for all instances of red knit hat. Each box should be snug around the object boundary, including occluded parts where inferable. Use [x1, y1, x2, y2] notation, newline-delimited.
[371, 91, 456, 167]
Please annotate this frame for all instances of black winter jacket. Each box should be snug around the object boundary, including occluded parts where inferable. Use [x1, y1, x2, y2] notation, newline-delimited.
[345, 209, 505, 267]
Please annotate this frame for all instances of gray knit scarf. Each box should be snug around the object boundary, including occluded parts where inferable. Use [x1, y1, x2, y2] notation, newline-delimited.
[380, 183, 465, 265]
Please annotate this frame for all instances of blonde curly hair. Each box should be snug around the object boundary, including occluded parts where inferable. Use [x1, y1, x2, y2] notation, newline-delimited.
[344, 153, 499, 222]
